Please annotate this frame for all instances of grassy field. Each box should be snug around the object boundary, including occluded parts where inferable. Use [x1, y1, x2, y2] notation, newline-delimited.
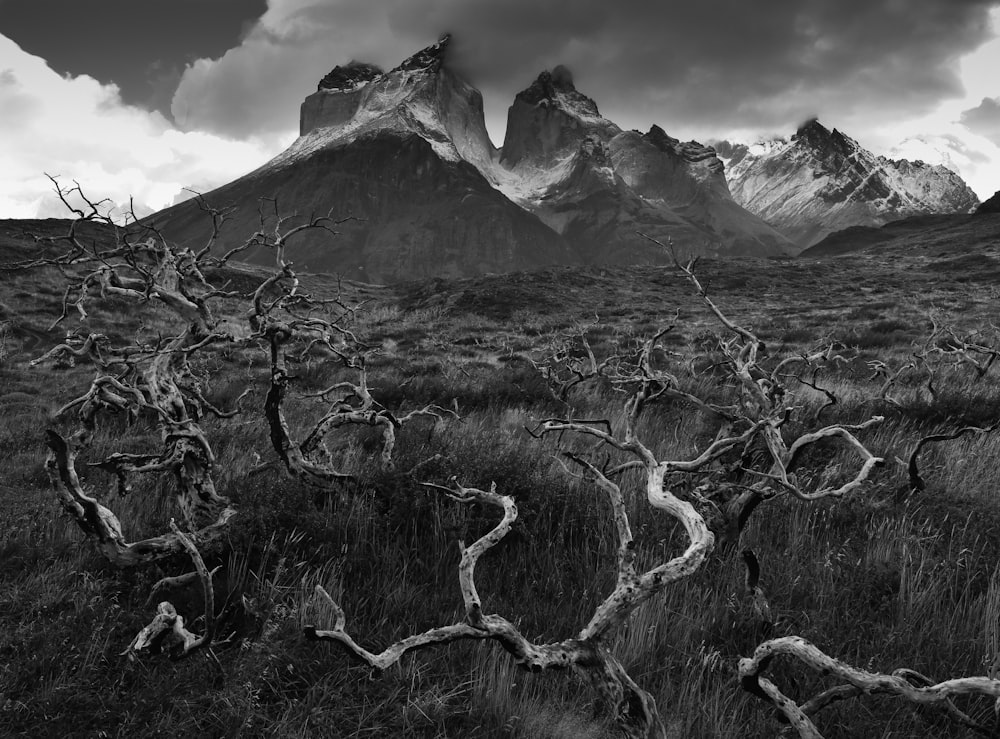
[2, 217, 1000, 738]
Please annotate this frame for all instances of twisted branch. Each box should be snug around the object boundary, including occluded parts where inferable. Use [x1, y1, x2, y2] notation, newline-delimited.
[739, 636, 1000, 737]
[906, 420, 1000, 492]
[126, 520, 221, 659]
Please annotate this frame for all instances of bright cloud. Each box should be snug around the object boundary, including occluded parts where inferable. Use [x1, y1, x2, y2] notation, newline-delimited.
[889, 127, 1000, 201]
[170, 1, 398, 138]
[861, 9, 1000, 200]
[0, 34, 291, 219]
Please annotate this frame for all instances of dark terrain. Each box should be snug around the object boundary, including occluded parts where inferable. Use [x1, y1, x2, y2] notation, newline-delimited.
[2, 216, 1000, 738]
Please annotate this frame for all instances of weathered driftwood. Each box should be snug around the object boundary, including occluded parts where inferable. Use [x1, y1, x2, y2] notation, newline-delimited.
[866, 313, 999, 410]
[46, 429, 236, 566]
[306, 240, 889, 737]
[537, 234, 886, 548]
[906, 420, 1000, 492]
[306, 474, 706, 738]
[739, 636, 1000, 738]
[18, 180, 243, 565]
[247, 245, 454, 486]
[23, 181, 393, 564]
[126, 520, 221, 660]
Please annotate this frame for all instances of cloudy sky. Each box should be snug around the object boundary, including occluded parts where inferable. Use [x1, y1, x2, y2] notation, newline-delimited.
[2, 0, 999, 218]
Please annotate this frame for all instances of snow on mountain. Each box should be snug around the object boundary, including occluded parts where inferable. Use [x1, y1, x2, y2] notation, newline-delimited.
[497, 68, 793, 261]
[148, 37, 796, 279]
[889, 132, 1000, 204]
[289, 35, 496, 172]
[147, 36, 572, 282]
[718, 120, 980, 249]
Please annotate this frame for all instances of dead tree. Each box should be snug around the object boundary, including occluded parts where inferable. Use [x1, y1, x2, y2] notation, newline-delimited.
[306, 475, 695, 737]
[11, 180, 468, 681]
[127, 519, 222, 660]
[536, 239, 884, 547]
[243, 229, 454, 486]
[922, 314, 1000, 380]
[15, 181, 448, 566]
[18, 178, 243, 565]
[862, 312, 1000, 496]
[905, 421, 1000, 492]
[867, 312, 999, 407]
[739, 636, 1000, 737]
[305, 239, 887, 738]
[18, 184, 997, 734]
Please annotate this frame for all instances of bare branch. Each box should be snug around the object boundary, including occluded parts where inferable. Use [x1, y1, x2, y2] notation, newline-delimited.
[126, 520, 220, 659]
[740, 636, 1000, 737]
[45, 430, 236, 566]
[907, 421, 1000, 492]
[306, 476, 676, 737]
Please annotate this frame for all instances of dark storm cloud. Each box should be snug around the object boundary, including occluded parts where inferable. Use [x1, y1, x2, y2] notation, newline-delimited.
[171, 0, 998, 141]
[0, 0, 267, 119]
[422, 0, 998, 131]
[143, 61, 186, 119]
[960, 97, 1000, 144]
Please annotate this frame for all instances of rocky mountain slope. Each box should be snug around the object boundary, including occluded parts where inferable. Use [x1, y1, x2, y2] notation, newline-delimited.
[147, 37, 793, 281]
[800, 208, 1000, 258]
[148, 37, 572, 283]
[493, 67, 792, 262]
[715, 120, 980, 250]
[978, 190, 1000, 214]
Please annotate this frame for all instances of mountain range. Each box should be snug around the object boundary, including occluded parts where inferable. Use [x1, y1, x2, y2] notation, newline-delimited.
[148, 36, 793, 281]
[714, 121, 980, 249]
[147, 37, 983, 279]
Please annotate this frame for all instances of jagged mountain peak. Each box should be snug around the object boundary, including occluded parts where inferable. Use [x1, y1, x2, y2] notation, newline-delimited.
[317, 61, 384, 92]
[496, 72, 791, 259]
[794, 117, 826, 137]
[150, 32, 569, 282]
[500, 66, 614, 170]
[791, 118, 860, 159]
[294, 32, 497, 171]
[644, 124, 677, 149]
[393, 33, 452, 74]
[314, 34, 452, 94]
[516, 65, 601, 118]
[150, 34, 795, 281]
[721, 120, 980, 249]
[522, 65, 577, 97]
[644, 126, 725, 173]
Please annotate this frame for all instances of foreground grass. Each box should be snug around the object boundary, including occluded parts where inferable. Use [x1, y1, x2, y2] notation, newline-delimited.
[2, 226, 1000, 737]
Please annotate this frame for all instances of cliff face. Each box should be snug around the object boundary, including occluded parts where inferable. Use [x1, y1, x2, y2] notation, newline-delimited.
[297, 36, 497, 173]
[148, 37, 796, 280]
[499, 66, 616, 170]
[719, 120, 981, 249]
[496, 69, 793, 262]
[150, 37, 573, 282]
[620, 125, 729, 199]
